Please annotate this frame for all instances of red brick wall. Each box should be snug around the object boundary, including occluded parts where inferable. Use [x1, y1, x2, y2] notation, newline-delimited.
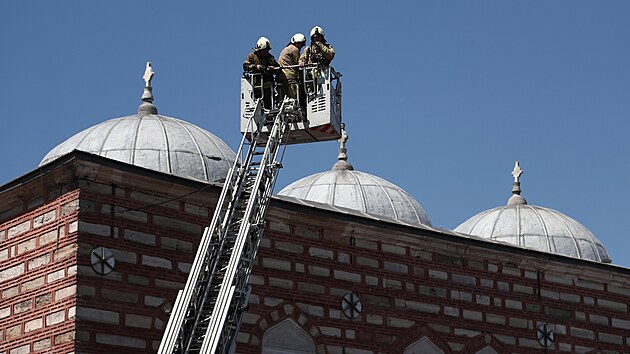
[3, 159, 630, 354]
[71, 180, 215, 353]
[0, 190, 79, 354]
[1, 168, 219, 354]
[236, 215, 630, 354]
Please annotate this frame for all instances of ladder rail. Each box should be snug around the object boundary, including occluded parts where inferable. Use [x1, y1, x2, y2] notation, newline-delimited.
[157, 289, 186, 353]
[180, 116, 267, 352]
[158, 169, 238, 353]
[202, 100, 291, 353]
[158, 106, 264, 354]
[181, 117, 259, 352]
[158, 98, 293, 354]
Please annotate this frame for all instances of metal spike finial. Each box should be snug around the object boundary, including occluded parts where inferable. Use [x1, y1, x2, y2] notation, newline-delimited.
[332, 123, 353, 171]
[508, 160, 527, 205]
[138, 61, 158, 115]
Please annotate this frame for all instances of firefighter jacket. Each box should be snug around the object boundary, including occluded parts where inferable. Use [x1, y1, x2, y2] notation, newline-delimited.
[278, 44, 302, 83]
[299, 41, 335, 67]
[243, 51, 279, 86]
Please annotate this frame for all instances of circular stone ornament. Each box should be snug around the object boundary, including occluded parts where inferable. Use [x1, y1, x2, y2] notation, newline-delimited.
[91, 246, 115, 275]
[536, 323, 554, 348]
[341, 292, 362, 319]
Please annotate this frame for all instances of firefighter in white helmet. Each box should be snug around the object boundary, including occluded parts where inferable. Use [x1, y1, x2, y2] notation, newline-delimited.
[243, 36, 280, 109]
[277, 33, 307, 107]
[299, 26, 335, 67]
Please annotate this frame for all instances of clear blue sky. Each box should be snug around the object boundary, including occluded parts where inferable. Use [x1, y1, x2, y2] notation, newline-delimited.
[2, 1, 629, 267]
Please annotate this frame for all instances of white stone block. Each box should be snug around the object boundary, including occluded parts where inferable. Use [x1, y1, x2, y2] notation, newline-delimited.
[0, 263, 24, 282]
[76, 307, 119, 325]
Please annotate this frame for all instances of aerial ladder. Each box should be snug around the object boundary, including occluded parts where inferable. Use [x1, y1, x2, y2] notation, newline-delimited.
[158, 66, 342, 354]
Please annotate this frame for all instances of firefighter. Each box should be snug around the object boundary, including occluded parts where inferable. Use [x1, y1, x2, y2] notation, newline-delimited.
[299, 26, 335, 101]
[278, 33, 307, 108]
[243, 36, 280, 110]
[299, 26, 335, 67]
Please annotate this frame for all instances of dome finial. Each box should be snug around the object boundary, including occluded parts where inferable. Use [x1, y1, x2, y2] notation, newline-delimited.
[338, 123, 349, 160]
[508, 160, 527, 205]
[139, 61, 158, 115]
[332, 123, 353, 171]
[143, 62, 154, 89]
[511, 160, 523, 183]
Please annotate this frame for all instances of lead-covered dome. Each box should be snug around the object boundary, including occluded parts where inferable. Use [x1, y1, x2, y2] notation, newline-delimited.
[40, 63, 236, 183]
[454, 162, 611, 263]
[278, 128, 431, 226]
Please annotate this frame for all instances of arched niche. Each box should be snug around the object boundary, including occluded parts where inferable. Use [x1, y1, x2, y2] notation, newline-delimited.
[262, 318, 316, 354]
[404, 336, 445, 354]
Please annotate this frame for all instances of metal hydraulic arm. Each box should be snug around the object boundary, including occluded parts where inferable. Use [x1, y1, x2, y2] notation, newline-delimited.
[158, 98, 296, 354]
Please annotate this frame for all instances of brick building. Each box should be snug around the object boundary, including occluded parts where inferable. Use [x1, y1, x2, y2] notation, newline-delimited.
[1, 76, 630, 354]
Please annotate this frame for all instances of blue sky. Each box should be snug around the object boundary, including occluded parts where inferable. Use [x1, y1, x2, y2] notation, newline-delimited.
[2, 1, 629, 267]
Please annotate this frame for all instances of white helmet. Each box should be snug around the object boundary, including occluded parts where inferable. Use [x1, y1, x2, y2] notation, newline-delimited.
[291, 33, 306, 44]
[255, 36, 271, 51]
[310, 26, 325, 38]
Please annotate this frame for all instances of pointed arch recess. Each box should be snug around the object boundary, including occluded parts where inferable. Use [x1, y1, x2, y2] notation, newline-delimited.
[263, 318, 316, 353]
[460, 334, 511, 354]
[391, 324, 451, 353]
[244, 302, 327, 353]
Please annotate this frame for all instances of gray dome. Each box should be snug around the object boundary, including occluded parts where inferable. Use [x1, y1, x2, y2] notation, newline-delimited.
[278, 160, 432, 227]
[41, 63, 235, 183]
[455, 162, 610, 263]
[455, 204, 610, 263]
[40, 114, 236, 183]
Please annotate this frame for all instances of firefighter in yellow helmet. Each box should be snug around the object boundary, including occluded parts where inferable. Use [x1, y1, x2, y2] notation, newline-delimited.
[243, 36, 280, 109]
[299, 26, 335, 67]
